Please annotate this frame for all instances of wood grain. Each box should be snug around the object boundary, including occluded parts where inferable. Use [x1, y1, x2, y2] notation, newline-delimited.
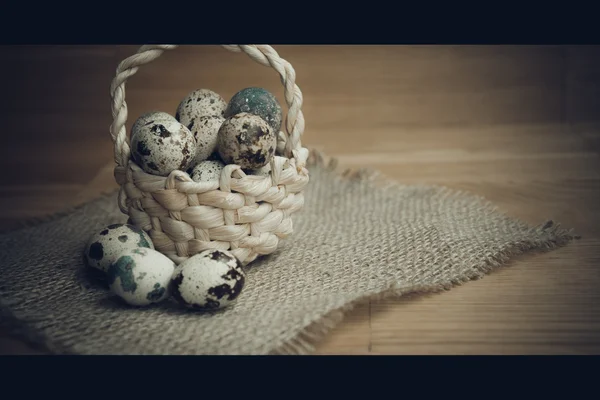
[1, 45, 599, 355]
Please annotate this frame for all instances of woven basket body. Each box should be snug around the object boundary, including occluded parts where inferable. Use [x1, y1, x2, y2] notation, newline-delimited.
[109, 45, 310, 265]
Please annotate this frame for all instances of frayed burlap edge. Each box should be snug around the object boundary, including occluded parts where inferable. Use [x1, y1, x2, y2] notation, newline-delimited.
[269, 221, 575, 355]
[0, 148, 579, 355]
[267, 149, 578, 355]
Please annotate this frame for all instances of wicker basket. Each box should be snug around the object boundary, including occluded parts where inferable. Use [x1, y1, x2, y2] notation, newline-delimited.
[108, 45, 310, 266]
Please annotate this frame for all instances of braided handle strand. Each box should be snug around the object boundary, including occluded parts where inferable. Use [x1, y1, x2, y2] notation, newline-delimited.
[109, 45, 306, 173]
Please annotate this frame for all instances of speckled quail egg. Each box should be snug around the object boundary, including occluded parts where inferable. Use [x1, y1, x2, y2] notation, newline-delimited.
[190, 160, 225, 183]
[170, 249, 245, 310]
[85, 223, 154, 273]
[176, 89, 228, 165]
[176, 89, 227, 121]
[131, 111, 174, 135]
[192, 116, 226, 165]
[130, 111, 197, 176]
[224, 87, 282, 134]
[107, 247, 175, 307]
[217, 113, 276, 169]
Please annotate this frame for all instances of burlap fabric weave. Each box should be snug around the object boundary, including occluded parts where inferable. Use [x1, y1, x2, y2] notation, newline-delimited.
[0, 153, 575, 355]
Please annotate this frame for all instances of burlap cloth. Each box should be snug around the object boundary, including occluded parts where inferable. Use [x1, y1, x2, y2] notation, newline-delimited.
[0, 152, 576, 355]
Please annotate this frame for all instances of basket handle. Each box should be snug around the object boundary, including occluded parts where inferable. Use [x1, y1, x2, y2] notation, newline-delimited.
[109, 44, 306, 169]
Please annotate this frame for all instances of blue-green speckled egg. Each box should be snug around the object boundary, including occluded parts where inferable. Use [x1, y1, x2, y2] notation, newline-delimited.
[224, 87, 282, 134]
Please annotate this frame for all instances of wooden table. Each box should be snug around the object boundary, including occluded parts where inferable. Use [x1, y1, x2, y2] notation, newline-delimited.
[1, 45, 599, 355]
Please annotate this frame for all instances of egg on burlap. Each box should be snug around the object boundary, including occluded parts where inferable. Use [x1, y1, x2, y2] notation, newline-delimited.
[107, 247, 175, 307]
[224, 87, 282, 134]
[85, 223, 154, 273]
[130, 111, 197, 176]
[176, 89, 227, 165]
[190, 160, 225, 183]
[217, 113, 276, 169]
[170, 250, 245, 310]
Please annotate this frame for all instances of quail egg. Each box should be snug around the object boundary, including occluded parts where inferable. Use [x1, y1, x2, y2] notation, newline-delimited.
[224, 87, 282, 134]
[107, 247, 175, 306]
[130, 111, 197, 176]
[192, 116, 226, 165]
[190, 160, 225, 183]
[85, 223, 154, 273]
[217, 113, 276, 169]
[176, 89, 228, 165]
[170, 249, 245, 310]
[176, 89, 227, 121]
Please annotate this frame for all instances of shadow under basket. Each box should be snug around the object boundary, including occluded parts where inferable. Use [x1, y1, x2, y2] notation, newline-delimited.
[109, 45, 310, 266]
